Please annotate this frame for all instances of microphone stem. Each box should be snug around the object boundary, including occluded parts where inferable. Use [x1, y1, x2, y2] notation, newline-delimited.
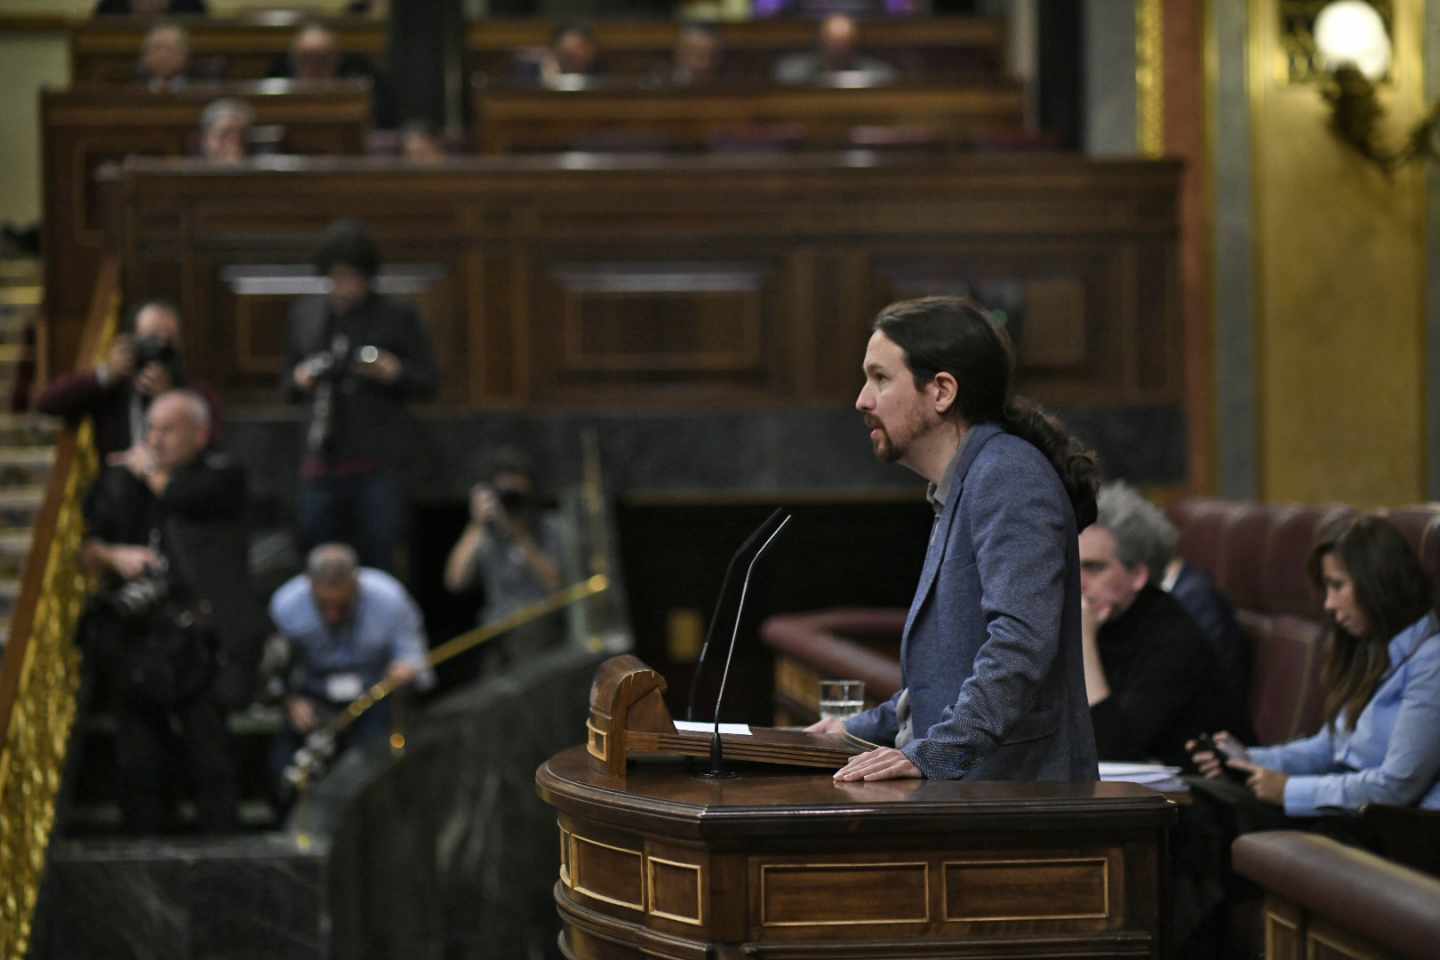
[708, 515, 792, 778]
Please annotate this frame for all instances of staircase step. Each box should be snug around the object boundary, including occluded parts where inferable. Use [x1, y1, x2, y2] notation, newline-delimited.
[0, 499, 44, 534]
[0, 413, 60, 447]
[0, 533, 32, 578]
[0, 446, 54, 485]
[0, 577, 19, 618]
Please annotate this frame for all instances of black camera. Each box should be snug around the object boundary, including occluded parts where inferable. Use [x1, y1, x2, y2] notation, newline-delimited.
[104, 573, 171, 621]
[497, 489, 530, 513]
[1192, 733, 1249, 784]
[132, 335, 182, 378]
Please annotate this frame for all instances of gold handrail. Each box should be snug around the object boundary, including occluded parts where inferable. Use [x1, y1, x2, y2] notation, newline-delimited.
[0, 256, 119, 958]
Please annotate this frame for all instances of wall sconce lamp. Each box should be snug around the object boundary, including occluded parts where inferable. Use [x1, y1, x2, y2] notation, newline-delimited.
[1314, 0, 1439, 172]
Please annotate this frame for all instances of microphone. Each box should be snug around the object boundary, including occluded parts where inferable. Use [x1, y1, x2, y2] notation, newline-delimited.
[684, 507, 787, 721]
[703, 513, 793, 779]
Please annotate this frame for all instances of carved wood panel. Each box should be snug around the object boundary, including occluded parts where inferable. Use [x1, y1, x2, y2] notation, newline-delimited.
[531, 257, 785, 404]
[102, 156, 1182, 420]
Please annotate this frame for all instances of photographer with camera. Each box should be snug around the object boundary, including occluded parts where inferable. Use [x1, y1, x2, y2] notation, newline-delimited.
[268, 543, 434, 792]
[284, 219, 439, 574]
[443, 447, 574, 674]
[81, 390, 264, 834]
[37, 299, 220, 459]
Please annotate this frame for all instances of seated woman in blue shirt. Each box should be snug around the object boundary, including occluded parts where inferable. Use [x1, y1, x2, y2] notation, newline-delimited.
[1191, 513, 1440, 816]
[1173, 515, 1439, 957]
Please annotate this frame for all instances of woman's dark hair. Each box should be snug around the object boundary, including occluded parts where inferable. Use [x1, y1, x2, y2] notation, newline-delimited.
[312, 218, 380, 279]
[873, 296, 1099, 529]
[1307, 514, 1435, 730]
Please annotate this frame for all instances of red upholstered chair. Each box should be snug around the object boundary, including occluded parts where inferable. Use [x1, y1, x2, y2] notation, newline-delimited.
[1380, 505, 1440, 584]
[1169, 499, 1342, 745]
[1240, 612, 1328, 745]
[1167, 498, 1243, 588]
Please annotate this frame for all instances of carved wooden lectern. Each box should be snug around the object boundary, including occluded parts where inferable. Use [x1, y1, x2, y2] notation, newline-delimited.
[536, 657, 1176, 958]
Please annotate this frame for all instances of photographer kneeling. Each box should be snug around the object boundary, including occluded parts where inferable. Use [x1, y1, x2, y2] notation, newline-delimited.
[81, 390, 264, 835]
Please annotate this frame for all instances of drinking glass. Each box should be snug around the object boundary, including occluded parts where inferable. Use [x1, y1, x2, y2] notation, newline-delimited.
[818, 679, 865, 721]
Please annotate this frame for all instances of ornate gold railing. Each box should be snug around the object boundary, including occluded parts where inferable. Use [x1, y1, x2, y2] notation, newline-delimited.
[0, 256, 119, 958]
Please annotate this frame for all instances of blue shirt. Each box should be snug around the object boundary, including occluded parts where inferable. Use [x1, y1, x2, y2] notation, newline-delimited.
[269, 568, 434, 702]
[1249, 613, 1440, 817]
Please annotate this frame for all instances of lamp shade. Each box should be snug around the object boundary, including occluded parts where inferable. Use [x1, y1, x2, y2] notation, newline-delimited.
[1314, 1, 1393, 81]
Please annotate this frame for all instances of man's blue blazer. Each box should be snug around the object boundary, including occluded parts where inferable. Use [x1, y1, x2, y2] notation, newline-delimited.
[846, 422, 1099, 781]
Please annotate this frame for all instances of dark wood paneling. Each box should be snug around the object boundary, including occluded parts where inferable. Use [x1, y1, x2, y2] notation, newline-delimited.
[42, 84, 369, 376]
[100, 154, 1183, 415]
[210, 264, 456, 396]
[472, 84, 1026, 154]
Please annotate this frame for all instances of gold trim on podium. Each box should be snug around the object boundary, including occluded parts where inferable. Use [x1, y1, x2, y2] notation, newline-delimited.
[942, 856, 1111, 923]
[646, 856, 704, 926]
[759, 861, 931, 927]
[570, 833, 646, 912]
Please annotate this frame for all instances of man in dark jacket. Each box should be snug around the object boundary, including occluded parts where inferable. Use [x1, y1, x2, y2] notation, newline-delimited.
[284, 219, 439, 573]
[83, 390, 263, 834]
[37, 299, 218, 458]
[1079, 483, 1252, 765]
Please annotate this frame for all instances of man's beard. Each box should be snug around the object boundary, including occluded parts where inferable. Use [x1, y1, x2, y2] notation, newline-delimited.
[865, 418, 903, 463]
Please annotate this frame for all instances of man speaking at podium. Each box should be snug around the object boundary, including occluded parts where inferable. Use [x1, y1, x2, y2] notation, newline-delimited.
[808, 297, 1100, 783]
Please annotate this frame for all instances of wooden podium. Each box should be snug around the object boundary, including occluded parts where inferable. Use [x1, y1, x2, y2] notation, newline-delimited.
[536, 658, 1177, 958]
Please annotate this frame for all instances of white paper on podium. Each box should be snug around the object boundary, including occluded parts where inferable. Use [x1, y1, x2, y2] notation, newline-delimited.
[1098, 762, 1183, 784]
[674, 720, 754, 736]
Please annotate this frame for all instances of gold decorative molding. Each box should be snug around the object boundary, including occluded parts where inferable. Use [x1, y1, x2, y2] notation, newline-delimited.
[943, 856, 1110, 923]
[559, 825, 573, 888]
[1137, 0, 1165, 156]
[646, 856, 704, 926]
[0, 420, 102, 956]
[0, 257, 115, 957]
[570, 833, 646, 912]
[759, 861, 930, 927]
[585, 718, 608, 762]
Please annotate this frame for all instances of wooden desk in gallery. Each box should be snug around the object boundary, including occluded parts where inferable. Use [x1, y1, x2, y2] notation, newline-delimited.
[40, 82, 370, 378]
[472, 83, 1026, 154]
[536, 746, 1175, 958]
[67, 16, 1007, 86]
[98, 152, 1182, 415]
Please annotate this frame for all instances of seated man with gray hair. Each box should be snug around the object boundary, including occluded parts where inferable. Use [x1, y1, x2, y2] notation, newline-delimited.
[1078, 482, 1251, 765]
[268, 543, 434, 787]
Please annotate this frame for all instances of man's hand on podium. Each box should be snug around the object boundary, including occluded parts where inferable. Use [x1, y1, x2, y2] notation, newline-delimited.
[833, 747, 920, 782]
[804, 716, 849, 736]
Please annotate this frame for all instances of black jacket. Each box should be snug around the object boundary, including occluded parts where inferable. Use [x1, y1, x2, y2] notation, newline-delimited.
[1089, 586, 1249, 766]
[85, 451, 265, 708]
[283, 291, 439, 471]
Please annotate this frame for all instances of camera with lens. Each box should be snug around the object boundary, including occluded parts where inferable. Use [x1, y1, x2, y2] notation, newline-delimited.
[303, 335, 358, 385]
[131, 335, 182, 380]
[104, 572, 171, 621]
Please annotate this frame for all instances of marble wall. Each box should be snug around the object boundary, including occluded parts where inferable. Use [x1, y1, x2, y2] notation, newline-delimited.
[223, 404, 1189, 509]
[31, 835, 328, 959]
[30, 646, 604, 960]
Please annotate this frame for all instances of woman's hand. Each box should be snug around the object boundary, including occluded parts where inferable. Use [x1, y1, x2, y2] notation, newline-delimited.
[1226, 757, 1288, 805]
[1185, 731, 1250, 779]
